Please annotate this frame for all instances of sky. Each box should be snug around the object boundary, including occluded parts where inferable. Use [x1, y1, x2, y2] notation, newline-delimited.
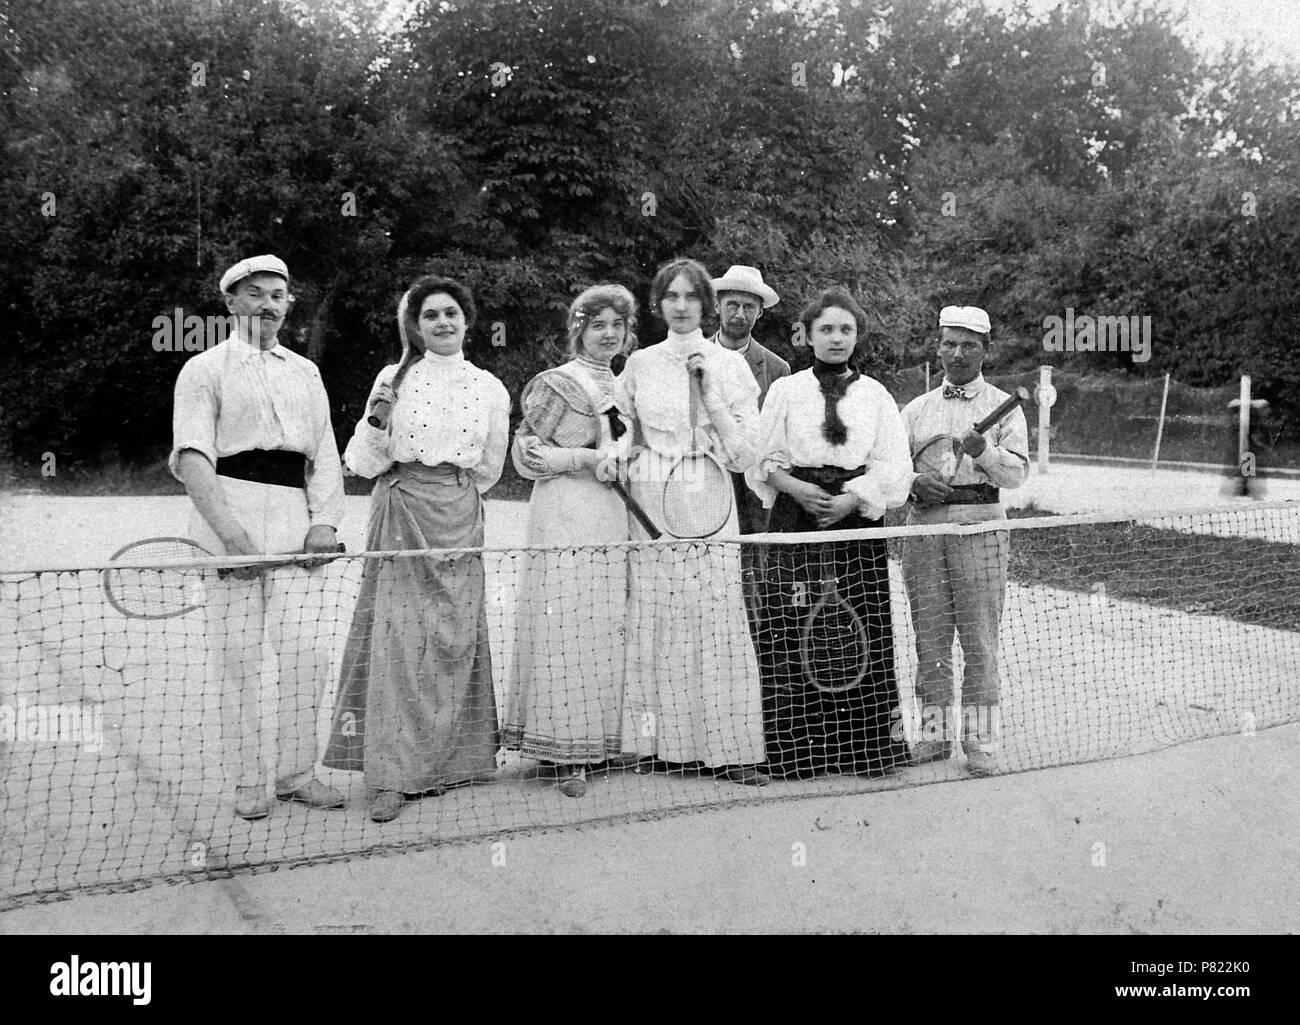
[989, 0, 1300, 64]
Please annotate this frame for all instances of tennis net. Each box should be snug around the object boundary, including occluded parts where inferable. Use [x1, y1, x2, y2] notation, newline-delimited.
[2, 501, 1297, 908]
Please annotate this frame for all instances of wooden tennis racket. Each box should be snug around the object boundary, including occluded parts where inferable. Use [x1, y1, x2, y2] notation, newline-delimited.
[103, 537, 345, 619]
[798, 544, 870, 694]
[520, 369, 662, 540]
[912, 385, 1029, 485]
[660, 367, 733, 538]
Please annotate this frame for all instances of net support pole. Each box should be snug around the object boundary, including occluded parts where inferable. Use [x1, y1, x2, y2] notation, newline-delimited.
[1037, 365, 1051, 475]
[1151, 371, 1170, 470]
[925, 361, 930, 392]
[1239, 374, 1251, 472]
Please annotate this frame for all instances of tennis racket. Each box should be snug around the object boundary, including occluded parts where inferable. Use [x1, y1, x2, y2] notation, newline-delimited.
[520, 369, 663, 540]
[798, 544, 870, 694]
[912, 386, 1029, 485]
[660, 366, 733, 538]
[102, 537, 223, 619]
[367, 298, 424, 429]
[366, 355, 418, 430]
[103, 537, 346, 619]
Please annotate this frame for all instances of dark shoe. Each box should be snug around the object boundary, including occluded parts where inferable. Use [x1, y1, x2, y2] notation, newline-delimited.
[965, 750, 999, 778]
[557, 767, 587, 798]
[722, 765, 770, 787]
[910, 740, 953, 766]
[370, 789, 404, 822]
[276, 778, 345, 809]
[235, 786, 271, 821]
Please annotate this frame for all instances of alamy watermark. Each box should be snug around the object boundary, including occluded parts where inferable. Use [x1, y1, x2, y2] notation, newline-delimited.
[0, 699, 104, 752]
[1042, 308, 1151, 364]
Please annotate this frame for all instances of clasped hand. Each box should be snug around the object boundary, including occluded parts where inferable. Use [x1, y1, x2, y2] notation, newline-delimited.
[790, 481, 857, 528]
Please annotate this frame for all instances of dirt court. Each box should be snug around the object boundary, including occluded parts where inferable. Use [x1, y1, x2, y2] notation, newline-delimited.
[0, 462, 1297, 933]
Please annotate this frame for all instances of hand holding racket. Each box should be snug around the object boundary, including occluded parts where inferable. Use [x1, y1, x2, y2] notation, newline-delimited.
[912, 386, 1029, 501]
[520, 369, 663, 539]
[366, 381, 399, 430]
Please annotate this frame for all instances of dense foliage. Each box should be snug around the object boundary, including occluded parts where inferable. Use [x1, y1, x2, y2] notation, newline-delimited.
[2, 0, 1296, 475]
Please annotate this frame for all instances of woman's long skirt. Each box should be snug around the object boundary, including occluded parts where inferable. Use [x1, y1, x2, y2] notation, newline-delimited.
[760, 466, 908, 778]
[501, 467, 629, 763]
[323, 462, 499, 792]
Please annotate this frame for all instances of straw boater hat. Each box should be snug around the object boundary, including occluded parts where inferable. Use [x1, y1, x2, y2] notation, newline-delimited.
[711, 265, 780, 309]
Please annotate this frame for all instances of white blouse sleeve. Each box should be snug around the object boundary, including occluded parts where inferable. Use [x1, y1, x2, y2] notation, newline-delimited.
[745, 375, 792, 509]
[469, 376, 511, 494]
[343, 366, 398, 479]
[705, 356, 760, 473]
[842, 385, 913, 518]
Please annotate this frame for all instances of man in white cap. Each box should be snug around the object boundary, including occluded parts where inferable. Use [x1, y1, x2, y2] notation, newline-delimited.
[707, 265, 790, 534]
[171, 254, 346, 820]
[900, 306, 1028, 776]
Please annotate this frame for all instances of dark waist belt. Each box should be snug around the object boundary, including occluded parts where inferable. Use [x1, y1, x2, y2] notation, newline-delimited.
[215, 449, 306, 489]
[790, 464, 867, 493]
[944, 483, 1000, 505]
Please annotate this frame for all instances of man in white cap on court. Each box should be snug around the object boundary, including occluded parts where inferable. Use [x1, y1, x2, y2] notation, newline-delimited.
[171, 254, 346, 820]
[900, 305, 1028, 776]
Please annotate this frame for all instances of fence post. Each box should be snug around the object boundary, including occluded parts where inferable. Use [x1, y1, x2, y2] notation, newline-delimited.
[1238, 375, 1251, 472]
[1037, 365, 1052, 474]
[1151, 371, 1170, 470]
[924, 361, 930, 392]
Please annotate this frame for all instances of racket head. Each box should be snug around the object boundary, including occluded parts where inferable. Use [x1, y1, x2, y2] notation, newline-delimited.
[799, 578, 870, 694]
[661, 453, 733, 538]
[520, 370, 600, 448]
[912, 433, 960, 485]
[102, 537, 216, 620]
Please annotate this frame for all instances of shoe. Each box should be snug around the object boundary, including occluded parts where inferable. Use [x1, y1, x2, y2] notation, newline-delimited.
[722, 765, 770, 787]
[910, 740, 952, 766]
[276, 778, 345, 810]
[557, 768, 587, 798]
[235, 786, 272, 821]
[965, 750, 999, 778]
[370, 789, 404, 822]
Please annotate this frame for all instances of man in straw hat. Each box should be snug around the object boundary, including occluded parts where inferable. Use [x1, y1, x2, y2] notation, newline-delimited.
[170, 254, 346, 820]
[707, 265, 791, 646]
[900, 305, 1028, 777]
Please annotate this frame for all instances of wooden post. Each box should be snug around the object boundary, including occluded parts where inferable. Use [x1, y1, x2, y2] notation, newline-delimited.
[1037, 365, 1052, 474]
[1151, 371, 1170, 470]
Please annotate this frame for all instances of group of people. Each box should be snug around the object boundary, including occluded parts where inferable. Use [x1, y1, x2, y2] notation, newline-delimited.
[170, 253, 1028, 824]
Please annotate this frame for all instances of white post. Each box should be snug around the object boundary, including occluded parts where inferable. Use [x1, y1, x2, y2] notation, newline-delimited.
[1037, 365, 1052, 474]
[925, 361, 930, 392]
[1238, 375, 1251, 471]
[1151, 371, 1170, 470]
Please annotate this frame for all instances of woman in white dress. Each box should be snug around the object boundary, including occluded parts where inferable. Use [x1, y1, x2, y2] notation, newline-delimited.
[615, 258, 768, 786]
[324, 275, 510, 823]
[747, 287, 912, 779]
[502, 284, 638, 798]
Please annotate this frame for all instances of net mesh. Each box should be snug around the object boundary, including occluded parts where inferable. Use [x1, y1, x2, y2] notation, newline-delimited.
[2, 502, 1298, 908]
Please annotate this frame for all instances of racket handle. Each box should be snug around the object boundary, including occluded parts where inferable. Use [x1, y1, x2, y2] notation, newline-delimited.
[367, 399, 392, 430]
[972, 386, 1029, 434]
[612, 481, 662, 540]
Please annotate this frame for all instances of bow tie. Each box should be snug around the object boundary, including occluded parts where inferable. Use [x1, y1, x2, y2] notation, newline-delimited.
[943, 385, 971, 399]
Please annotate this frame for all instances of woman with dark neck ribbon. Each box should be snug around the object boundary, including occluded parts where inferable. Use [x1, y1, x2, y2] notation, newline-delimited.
[747, 287, 913, 779]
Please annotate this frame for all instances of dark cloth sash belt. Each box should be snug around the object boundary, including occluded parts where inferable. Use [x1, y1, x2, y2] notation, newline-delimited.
[943, 483, 1000, 505]
[215, 449, 306, 489]
[390, 461, 468, 485]
[789, 464, 866, 492]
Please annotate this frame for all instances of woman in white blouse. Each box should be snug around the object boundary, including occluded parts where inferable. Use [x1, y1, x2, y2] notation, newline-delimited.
[502, 284, 637, 798]
[324, 275, 510, 823]
[747, 287, 912, 780]
[615, 258, 769, 786]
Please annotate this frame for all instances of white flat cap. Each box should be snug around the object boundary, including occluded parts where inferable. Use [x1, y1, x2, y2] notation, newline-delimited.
[939, 305, 990, 334]
[712, 265, 779, 309]
[220, 254, 289, 294]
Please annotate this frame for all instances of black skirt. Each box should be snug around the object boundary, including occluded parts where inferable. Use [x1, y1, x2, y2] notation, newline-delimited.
[759, 465, 908, 779]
